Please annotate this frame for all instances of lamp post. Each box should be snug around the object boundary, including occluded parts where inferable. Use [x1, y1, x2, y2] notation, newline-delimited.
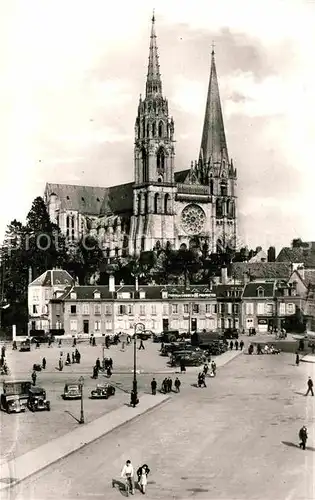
[131, 322, 145, 407]
[79, 375, 84, 424]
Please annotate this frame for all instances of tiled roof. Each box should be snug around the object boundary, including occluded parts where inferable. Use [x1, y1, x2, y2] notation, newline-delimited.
[30, 270, 74, 287]
[45, 183, 106, 215]
[302, 270, 315, 288]
[276, 247, 315, 268]
[242, 282, 275, 298]
[100, 182, 133, 215]
[231, 262, 291, 280]
[174, 169, 190, 183]
[216, 284, 244, 298]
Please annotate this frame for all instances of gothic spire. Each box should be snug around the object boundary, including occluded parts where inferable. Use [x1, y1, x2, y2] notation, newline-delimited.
[199, 49, 229, 165]
[146, 11, 162, 97]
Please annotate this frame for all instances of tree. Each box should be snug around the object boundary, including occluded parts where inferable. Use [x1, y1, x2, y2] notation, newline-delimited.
[66, 236, 104, 285]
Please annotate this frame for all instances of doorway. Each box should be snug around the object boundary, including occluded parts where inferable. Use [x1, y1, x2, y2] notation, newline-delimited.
[83, 320, 89, 334]
[191, 318, 197, 332]
[162, 319, 169, 331]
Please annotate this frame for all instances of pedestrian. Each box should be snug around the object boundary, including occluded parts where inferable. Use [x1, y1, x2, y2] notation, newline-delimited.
[109, 357, 113, 369]
[72, 352, 75, 364]
[240, 340, 244, 351]
[36, 341, 40, 349]
[137, 464, 150, 494]
[96, 357, 101, 371]
[305, 377, 314, 396]
[130, 390, 139, 407]
[42, 357, 46, 370]
[295, 352, 300, 366]
[89, 335, 93, 345]
[127, 335, 131, 344]
[92, 365, 98, 379]
[211, 360, 216, 377]
[180, 359, 186, 373]
[31, 371, 37, 386]
[105, 335, 110, 349]
[66, 353, 71, 365]
[235, 340, 239, 350]
[198, 372, 206, 388]
[203, 363, 209, 376]
[139, 339, 145, 350]
[92, 336, 96, 346]
[230, 341, 233, 350]
[58, 339, 62, 347]
[121, 460, 135, 495]
[168, 377, 173, 392]
[299, 426, 308, 450]
[151, 378, 157, 395]
[72, 338, 77, 347]
[12, 341, 17, 350]
[311, 343, 315, 354]
[107, 366, 112, 378]
[174, 377, 181, 393]
[59, 358, 63, 371]
[162, 378, 167, 393]
[1, 345, 6, 358]
[48, 338, 52, 347]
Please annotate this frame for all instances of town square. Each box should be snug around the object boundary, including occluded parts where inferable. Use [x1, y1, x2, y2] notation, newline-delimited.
[1, 1, 315, 499]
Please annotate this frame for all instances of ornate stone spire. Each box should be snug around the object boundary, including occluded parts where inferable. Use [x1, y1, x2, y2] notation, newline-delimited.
[146, 11, 162, 97]
[199, 48, 229, 165]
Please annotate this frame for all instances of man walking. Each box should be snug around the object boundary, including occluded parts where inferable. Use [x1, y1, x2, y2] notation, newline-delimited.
[151, 378, 157, 395]
[295, 352, 300, 366]
[121, 460, 135, 495]
[235, 340, 239, 350]
[229, 341, 233, 350]
[138, 339, 145, 350]
[299, 426, 308, 450]
[305, 377, 314, 396]
[31, 370, 37, 386]
[239, 340, 244, 351]
[42, 357, 46, 370]
[174, 377, 181, 393]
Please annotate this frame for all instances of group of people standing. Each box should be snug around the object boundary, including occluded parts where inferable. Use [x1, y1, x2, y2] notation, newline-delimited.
[229, 339, 244, 351]
[120, 460, 150, 495]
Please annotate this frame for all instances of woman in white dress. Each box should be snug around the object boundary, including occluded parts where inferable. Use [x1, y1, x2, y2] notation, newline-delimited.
[137, 464, 150, 494]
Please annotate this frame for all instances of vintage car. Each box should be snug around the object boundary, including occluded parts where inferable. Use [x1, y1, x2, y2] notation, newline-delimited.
[19, 341, 31, 352]
[170, 351, 206, 367]
[0, 380, 32, 413]
[90, 384, 115, 399]
[27, 386, 50, 411]
[223, 328, 239, 340]
[62, 383, 82, 400]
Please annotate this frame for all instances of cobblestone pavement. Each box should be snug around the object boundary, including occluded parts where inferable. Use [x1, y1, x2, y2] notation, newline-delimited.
[6, 351, 315, 500]
[0, 340, 239, 460]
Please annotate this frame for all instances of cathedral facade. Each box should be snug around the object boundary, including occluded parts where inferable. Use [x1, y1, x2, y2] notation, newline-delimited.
[45, 15, 237, 257]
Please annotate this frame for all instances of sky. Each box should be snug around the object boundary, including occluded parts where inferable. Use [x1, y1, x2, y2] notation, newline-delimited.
[0, 0, 315, 252]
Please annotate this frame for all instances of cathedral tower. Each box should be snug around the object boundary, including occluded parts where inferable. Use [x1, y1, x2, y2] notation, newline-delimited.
[129, 14, 176, 255]
[198, 49, 237, 253]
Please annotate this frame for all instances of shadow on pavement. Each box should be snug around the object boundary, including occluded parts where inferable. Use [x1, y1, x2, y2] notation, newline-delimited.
[112, 479, 128, 497]
[294, 391, 306, 396]
[282, 441, 315, 451]
[64, 410, 80, 423]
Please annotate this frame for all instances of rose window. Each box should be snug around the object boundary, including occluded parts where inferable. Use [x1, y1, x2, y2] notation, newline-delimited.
[181, 204, 206, 235]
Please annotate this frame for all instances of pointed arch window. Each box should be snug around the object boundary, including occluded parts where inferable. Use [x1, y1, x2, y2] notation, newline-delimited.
[154, 193, 159, 214]
[152, 122, 156, 137]
[138, 193, 142, 214]
[216, 239, 223, 254]
[142, 119, 145, 138]
[216, 199, 223, 218]
[158, 121, 164, 138]
[146, 123, 150, 138]
[220, 182, 228, 196]
[144, 192, 148, 213]
[157, 148, 165, 171]
[141, 236, 145, 251]
[210, 177, 214, 195]
[142, 147, 149, 182]
[164, 193, 170, 214]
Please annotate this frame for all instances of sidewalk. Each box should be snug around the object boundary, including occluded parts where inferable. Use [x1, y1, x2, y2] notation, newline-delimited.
[0, 394, 170, 491]
[301, 353, 315, 364]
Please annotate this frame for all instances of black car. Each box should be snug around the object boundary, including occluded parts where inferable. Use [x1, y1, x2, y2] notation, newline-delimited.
[28, 386, 50, 411]
[223, 329, 239, 340]
[19, 341, 31, 352]
[90, 384, 116, 399]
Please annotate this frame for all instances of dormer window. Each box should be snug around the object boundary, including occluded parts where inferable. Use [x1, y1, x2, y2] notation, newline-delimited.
[94, 291, 101, 299]
[70, 292, 77, 300]
[257, 287, 264, 298]
[162, 290, 168, 299]
[139, 291, 146, 299]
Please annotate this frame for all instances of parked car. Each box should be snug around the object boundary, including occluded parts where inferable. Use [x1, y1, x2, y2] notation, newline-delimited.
[62, 383, 81, 400]
[161, 342, 195, 356]
[153, 333, 163, 343]
[30, 336, 53, 344]
[223, 329, 239, 340]
[19, 341, 31, 352]
[90, 384, 115, 399]
[170, 351, 206, 367]
[0, 380, 32, 413]
[27, 386, 50, 411]
[136, 330, 152, 341]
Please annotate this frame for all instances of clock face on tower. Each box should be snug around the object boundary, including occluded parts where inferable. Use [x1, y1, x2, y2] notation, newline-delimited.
[181, 204, 206, 235]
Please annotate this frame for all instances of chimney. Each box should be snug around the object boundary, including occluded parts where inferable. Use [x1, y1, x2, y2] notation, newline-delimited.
[109, 274, 115, 293]
[243, 272, 250, 285]
[28, 267, 33, 284]
[221, 267, 227, 285]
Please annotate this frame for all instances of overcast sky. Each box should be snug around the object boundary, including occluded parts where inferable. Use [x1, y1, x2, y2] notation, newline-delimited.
[1, 0, 314, 251]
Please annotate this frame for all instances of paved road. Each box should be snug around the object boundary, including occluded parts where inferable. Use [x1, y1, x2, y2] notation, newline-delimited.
[7, 352, 315, 500]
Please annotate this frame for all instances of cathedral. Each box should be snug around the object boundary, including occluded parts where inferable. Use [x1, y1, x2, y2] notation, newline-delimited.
[44, 15, 237, 257]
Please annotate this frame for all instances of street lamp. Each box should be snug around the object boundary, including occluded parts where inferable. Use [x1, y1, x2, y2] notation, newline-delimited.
[79, 376, 84, 424]
[131, 323, 145, 407]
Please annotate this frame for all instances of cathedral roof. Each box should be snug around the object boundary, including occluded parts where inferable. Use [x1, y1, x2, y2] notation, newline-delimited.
[199, 50, 229, 165]
[174, 170, 190, 183]
[45, 183, 105, 215]
[276, 247, 315, 268]
[45, 182, 133, 216]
